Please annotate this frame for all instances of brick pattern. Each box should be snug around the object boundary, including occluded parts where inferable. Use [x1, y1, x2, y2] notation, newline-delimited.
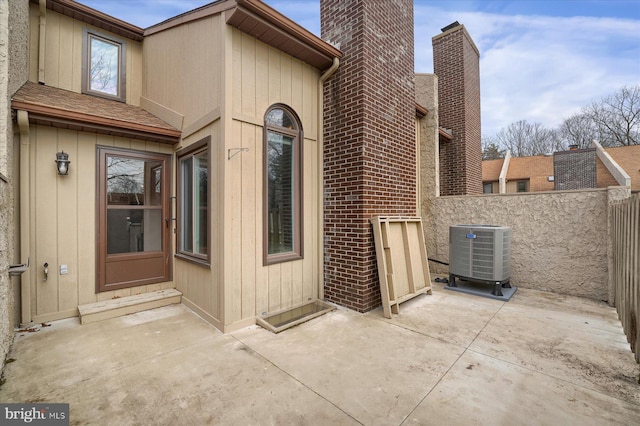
[321, 0, 416, 312]
[433, 25, 482, 195]
[554, 148, 597, 190]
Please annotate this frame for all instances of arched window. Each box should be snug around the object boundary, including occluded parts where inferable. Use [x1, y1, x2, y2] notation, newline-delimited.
[264, 104, 303, 264]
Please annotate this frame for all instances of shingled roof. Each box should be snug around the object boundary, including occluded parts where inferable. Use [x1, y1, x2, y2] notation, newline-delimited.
[12, 81, 181, 144]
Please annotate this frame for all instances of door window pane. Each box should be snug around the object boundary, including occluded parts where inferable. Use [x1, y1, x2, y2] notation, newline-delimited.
[107, 156, 145, 205]
[107, 209, 162, 254]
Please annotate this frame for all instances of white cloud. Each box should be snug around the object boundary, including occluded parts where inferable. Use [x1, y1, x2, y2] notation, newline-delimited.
[415, 6, 640, 137]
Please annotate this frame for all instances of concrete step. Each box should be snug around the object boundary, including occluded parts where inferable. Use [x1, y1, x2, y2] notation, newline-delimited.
[78, 289, 182, 325]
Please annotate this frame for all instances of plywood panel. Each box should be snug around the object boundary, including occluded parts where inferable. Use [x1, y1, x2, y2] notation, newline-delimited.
[371, 216, 432, 319]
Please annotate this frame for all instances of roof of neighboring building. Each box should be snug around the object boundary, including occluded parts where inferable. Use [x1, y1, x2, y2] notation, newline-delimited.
[605, 145, 640, 191]
[12, 82, 181, 143]
[482, 158, 503, 182]
[482, 146, 640, 192]
[506, 155, 555, 192]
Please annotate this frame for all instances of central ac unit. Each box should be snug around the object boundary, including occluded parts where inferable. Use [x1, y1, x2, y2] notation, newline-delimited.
[449, 224, 511, 296]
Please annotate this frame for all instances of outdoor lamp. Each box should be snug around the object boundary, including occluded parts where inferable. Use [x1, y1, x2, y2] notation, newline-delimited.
[55, 151, 70, 175]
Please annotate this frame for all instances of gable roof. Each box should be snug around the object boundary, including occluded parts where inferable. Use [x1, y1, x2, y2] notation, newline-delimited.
[605, 145, 640, 191]
[482, 146, 640, 192]
[146, 0, 342, 71]
[12, 82, 181, 144]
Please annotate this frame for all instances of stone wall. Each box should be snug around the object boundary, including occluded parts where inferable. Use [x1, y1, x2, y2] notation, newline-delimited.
[1, 0, 29, 369]
[424, 188, 629, 302]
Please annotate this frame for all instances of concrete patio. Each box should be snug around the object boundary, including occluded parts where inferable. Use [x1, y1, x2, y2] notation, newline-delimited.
[1, 279, 638, 425]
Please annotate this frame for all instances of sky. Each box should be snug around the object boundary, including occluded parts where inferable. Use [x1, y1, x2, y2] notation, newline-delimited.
[80, 0, 640, 138]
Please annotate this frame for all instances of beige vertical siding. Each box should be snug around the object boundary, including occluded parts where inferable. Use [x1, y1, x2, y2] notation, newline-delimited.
[142, 15, 223, 128]
[223, 28, 321, 328]
[174, 123, 224, 328]
[27, 125, 174, 322]
[28, 4, 142, 105]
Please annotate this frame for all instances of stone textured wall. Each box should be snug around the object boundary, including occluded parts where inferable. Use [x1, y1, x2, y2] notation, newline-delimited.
[425, 188, 624, 301]
[433, 24, 482, 196]
[321, 0, 416, 312]
[416, 74, 440, 270]
[1, 0, 29, 369]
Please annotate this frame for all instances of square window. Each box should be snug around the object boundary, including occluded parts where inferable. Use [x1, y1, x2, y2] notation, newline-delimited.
[82, 29, 126, 102]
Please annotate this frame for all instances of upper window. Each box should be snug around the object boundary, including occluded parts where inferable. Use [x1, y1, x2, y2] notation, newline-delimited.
[264, 105, 303, 265]
[82, 29, 126, 102]
[177, 137, 210, 266]
[483, 182, 494, 194]
[517, 180, 529, 193]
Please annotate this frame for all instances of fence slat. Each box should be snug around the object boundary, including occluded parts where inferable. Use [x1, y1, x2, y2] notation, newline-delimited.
[610, 193, 640, 365]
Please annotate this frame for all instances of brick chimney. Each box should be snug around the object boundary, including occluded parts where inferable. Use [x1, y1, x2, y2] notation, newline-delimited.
[321, 0, 416, 312]
[554, 148, 597, 190]
[433, 22, 482, 195]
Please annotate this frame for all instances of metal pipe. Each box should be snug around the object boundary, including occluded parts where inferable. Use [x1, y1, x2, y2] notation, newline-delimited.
[317, 57, 339, 300]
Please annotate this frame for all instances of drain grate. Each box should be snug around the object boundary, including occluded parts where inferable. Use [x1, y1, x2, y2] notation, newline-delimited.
[256, 300, 335, 333]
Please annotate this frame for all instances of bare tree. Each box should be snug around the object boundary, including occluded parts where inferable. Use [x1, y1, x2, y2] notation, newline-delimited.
[585, 85, 640, 147]
[558, 112, 600, 149]
[493, 120, 564, 157]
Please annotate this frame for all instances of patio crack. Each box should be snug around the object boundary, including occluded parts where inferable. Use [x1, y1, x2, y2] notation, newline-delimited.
[228, 335, 365, 425]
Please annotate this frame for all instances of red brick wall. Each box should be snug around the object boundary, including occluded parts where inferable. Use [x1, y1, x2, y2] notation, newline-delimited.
[433, 24, 482, 195]
[321, 0, 416, 312]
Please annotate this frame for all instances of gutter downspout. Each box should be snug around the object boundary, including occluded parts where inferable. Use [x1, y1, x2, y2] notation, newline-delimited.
[38, 0, 46, 84]
[317, 57, 339, 300]
[17, 110, 32, 326]
[499, 150, 511, 194]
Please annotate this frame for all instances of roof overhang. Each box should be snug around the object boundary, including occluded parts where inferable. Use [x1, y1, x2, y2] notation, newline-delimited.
[439, 127, 453, 140]
[226, 0, 342, 71]
[415, 103, 428, 118]
[12, 82, 181, 144]
[35, 0, 144, 42]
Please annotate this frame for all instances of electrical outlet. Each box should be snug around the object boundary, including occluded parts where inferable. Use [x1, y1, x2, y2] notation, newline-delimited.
[60, 264, 68, 275]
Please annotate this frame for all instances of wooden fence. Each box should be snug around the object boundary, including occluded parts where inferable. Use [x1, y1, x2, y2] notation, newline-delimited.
[611, 193, 640, 364]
